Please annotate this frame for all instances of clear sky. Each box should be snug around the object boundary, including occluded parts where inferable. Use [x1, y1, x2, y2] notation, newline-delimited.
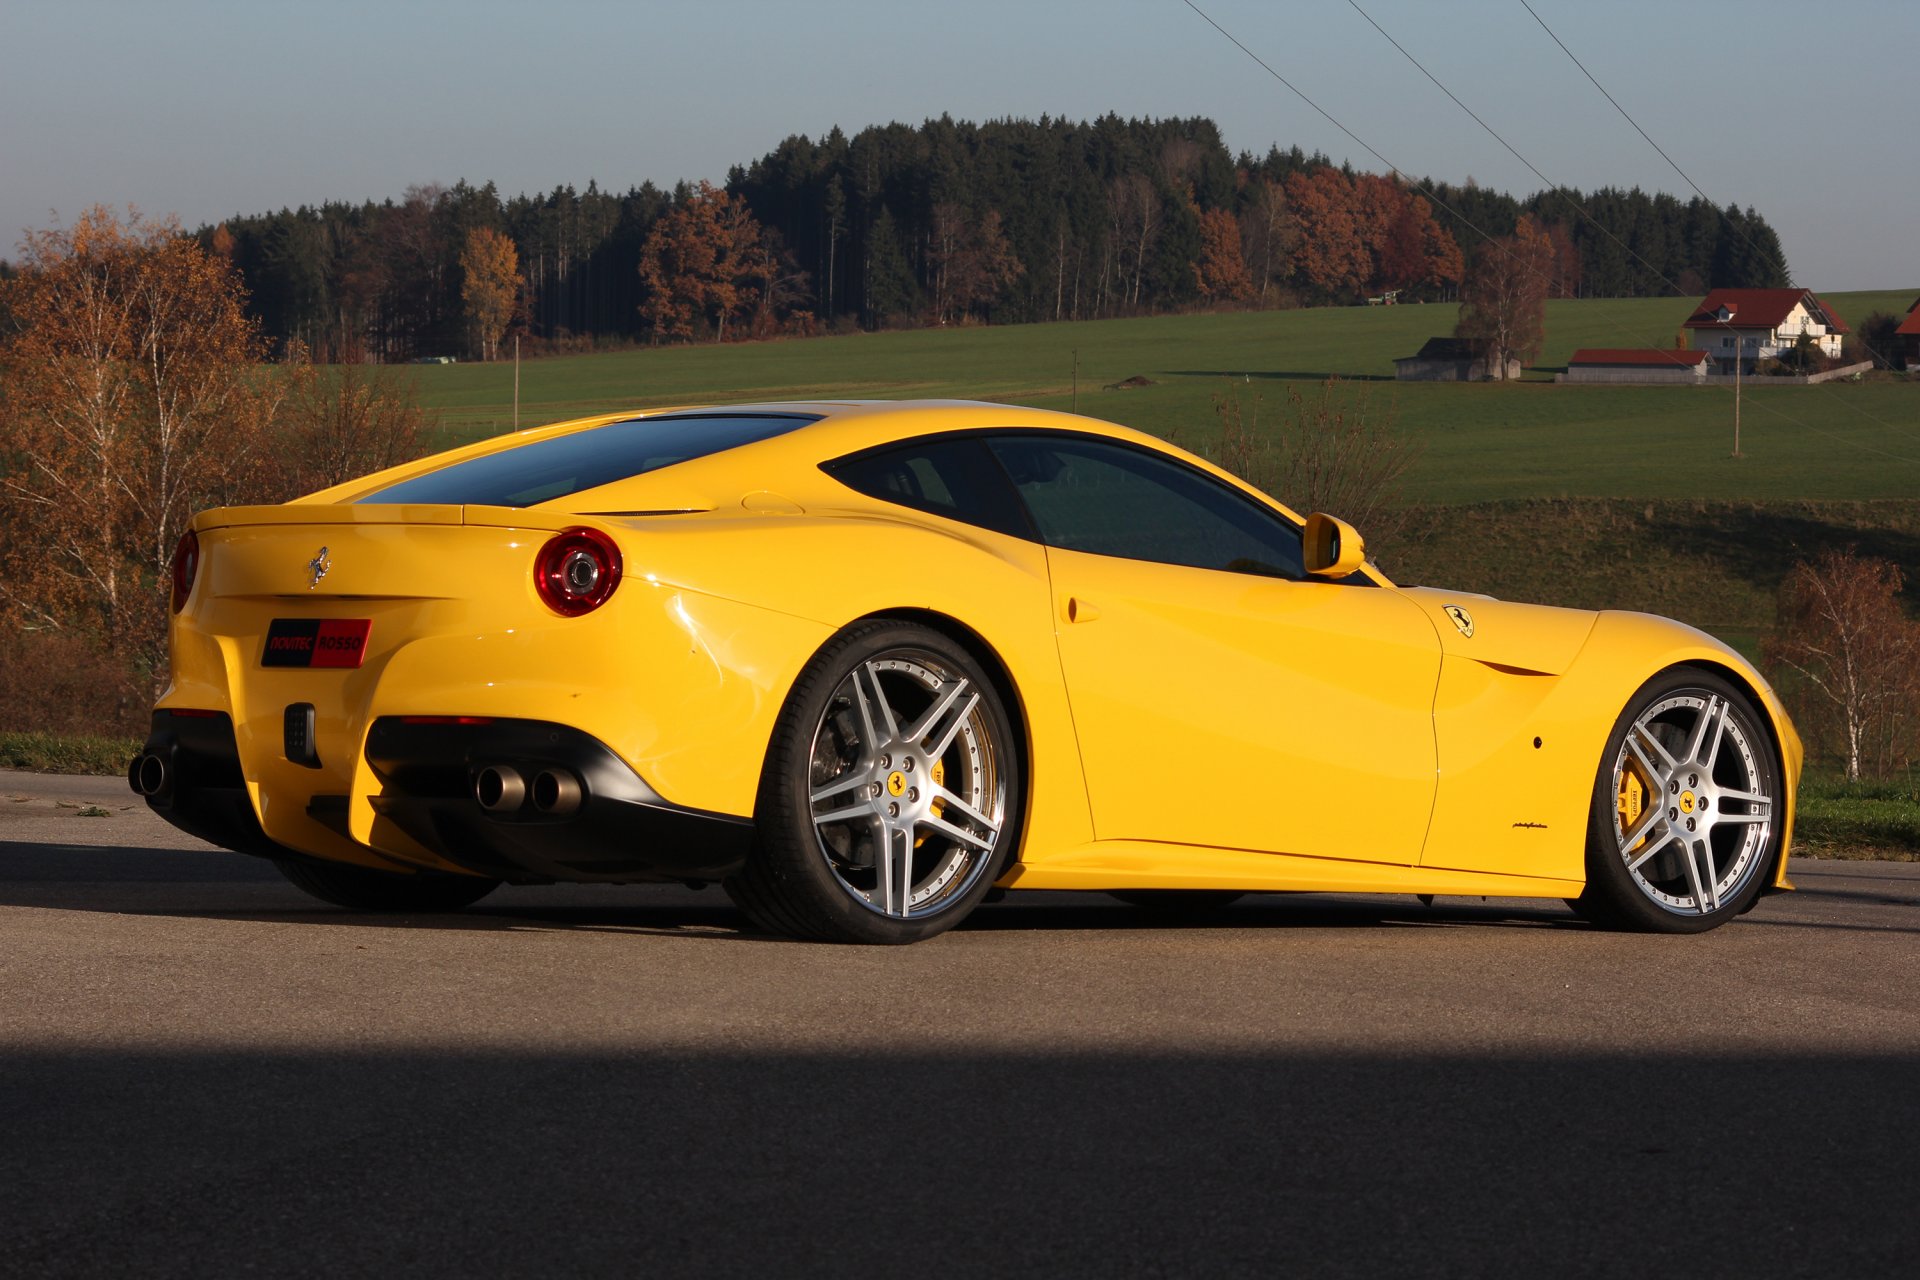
[3, 0, 1913, 292]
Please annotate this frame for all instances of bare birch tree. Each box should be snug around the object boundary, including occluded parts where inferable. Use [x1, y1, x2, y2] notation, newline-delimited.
[1763, 550, 1920, 781]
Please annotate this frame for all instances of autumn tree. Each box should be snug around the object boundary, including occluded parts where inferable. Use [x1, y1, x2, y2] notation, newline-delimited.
[1454, 215, 1554, 379]
[1192, 207, 1251, 301]
[1540, 220, 1582, 299]
[0, 207, 271, 666]
[459, 226, 519, 361]
[1375, 192, 1463, 296]
[1238, 178, 1298, 307]
[930, 205, 1023, 324]
[1285, 168, 1367, 298]
[636, 181, 770, 343]
[1763, 550, 1920, 781]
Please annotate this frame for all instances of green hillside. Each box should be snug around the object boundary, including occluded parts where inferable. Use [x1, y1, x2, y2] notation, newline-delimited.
[414, 291, 1920, 506]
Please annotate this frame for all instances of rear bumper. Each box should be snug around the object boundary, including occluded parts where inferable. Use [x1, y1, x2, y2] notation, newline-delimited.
[131, 710, 291, 859]
[362, 717, 754, 882]
[133, 712, 755, 884]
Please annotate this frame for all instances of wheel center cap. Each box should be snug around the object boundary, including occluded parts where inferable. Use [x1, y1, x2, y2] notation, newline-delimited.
[1680, 791, 1696, 815]
[886, 771, 907, 798]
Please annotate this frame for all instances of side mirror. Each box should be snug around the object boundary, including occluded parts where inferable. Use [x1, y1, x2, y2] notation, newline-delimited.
[1303, 512, 1366, 578]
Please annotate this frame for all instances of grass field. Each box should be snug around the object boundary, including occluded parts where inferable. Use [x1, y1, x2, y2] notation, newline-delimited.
[413, 290, 1920, 505]
[1794, 774, 1920, 861]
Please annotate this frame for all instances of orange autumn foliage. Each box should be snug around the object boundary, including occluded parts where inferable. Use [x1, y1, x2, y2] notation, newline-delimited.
[459, 227, 519, 361]
[0, 207, 275, 667]
[1193, 207, 1251, 301]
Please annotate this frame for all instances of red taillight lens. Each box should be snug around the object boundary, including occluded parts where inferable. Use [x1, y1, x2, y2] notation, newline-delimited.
[169, 530, 199, 613]
[534, 527, 622, 616]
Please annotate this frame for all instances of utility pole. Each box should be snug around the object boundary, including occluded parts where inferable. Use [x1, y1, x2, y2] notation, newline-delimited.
[514, 335, 520, 431]
[1732, 333, 1741, 458]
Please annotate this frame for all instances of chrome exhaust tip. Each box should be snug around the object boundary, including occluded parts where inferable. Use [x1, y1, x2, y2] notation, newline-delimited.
[530, 768, 582, 817]
[474, 765, 527, 812]
[129, 752, 170, 797]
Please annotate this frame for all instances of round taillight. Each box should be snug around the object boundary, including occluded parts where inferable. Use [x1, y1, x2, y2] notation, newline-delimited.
[170, 530, 199, 613]
[534, 527, 622, 616]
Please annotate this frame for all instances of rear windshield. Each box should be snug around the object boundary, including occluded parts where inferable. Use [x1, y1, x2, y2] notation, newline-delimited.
[355, 412, 818, 507]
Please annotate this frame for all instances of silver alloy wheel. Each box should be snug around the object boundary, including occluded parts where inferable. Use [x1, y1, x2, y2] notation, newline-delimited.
[805, 650, 1007, 919]
[1609, 690, 1773, 917]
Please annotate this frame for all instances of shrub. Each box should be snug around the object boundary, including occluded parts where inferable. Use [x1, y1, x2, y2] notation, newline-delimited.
[0, 629, 151, 739]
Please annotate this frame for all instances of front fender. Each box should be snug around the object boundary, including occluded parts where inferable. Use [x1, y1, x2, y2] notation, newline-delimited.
[1420, 610, 1799, 888]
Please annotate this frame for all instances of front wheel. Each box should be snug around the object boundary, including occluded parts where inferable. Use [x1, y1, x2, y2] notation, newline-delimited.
[1572, 669, 1781, 933]
[726, 621, 1021, 944]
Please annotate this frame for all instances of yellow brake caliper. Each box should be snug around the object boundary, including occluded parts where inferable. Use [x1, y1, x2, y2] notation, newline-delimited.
[1617, 765, 1647, 848]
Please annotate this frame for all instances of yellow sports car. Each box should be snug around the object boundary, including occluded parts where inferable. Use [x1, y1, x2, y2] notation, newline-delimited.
[133, 400, 1798, 942]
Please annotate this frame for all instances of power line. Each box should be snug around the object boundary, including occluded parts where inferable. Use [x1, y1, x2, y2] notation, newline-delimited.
[1176, 0, 1506, 258]
[1516, 0, 1796, 283]
[1516, 0, 1906, 375]
[1337, 0, 1913, 452]
[1516, 0, 1714, 208]
[1177, 0, 1917, 466]
[1345, 0, 1666, 300]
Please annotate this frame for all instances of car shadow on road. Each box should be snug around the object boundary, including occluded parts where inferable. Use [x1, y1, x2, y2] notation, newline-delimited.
[10, 840, 1907, 938]
[2, 838, 1595, 940]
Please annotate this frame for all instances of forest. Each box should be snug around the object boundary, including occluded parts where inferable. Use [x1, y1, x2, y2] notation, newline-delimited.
[177, 115, 1788, 361]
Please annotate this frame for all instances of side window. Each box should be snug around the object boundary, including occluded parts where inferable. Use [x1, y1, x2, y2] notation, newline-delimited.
[823, 436, 1032, 539]
[988, 435, 1305, 580]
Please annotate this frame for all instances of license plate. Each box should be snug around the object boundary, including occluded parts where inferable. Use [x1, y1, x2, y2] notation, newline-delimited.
[262, 618, 372, 669]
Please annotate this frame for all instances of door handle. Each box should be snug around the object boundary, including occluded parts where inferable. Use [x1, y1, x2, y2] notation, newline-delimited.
[1065, 597, 1100, 624]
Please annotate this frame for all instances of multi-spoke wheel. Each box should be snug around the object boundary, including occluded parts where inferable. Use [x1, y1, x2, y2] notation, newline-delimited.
[725, 621, 1020, 943]
[1572, 669, 1780, 933]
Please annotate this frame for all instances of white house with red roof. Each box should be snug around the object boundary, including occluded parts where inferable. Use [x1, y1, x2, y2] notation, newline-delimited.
[1894, 297, 1920, 369]
[1682, 288, 1848, 372]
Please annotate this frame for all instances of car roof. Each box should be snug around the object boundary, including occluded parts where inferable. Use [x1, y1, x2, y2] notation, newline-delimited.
[301, 398, 1208, 512]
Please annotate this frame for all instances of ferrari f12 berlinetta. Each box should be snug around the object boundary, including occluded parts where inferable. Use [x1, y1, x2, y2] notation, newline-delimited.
[134, 401, 1798, 942]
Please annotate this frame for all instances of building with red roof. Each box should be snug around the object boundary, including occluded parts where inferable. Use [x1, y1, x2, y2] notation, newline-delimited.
[1682, 288, 1849, 372]
[1562, 348, 1708, 384]
[1894, 297, 1920, 369]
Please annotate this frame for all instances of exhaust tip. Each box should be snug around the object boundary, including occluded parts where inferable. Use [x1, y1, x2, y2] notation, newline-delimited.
[530, 768, 582, 816]
[130, 752, 169, 798]
[474, 765, 527, 812]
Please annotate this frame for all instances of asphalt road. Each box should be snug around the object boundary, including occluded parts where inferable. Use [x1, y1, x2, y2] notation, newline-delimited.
[3, 769, 1918, 1278]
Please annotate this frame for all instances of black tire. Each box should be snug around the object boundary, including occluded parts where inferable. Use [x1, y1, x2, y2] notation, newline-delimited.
[1106, 890, 1246, 913]
[1571, 667, 1781, 934]
[275, 857, 501, 912]
[725, 620, 1022, 944]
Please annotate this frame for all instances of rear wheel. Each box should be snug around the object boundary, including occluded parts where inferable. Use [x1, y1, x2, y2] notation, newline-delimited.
[726, 621, 1020, 944]
[275, 858, 501, 912]
[1572, 669, 1780, 933]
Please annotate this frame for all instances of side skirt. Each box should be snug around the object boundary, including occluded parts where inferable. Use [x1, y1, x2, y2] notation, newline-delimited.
[1001, 839, 1583, 898]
